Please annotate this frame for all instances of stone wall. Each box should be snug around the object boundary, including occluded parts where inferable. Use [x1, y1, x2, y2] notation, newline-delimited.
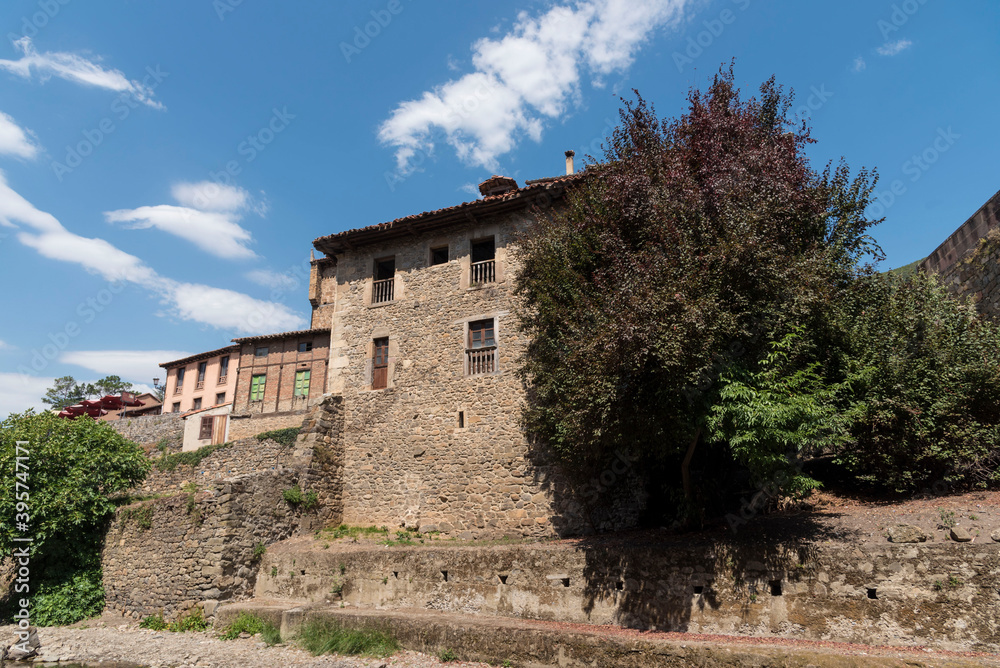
[920, 187, 1000, 277]
[934, 226, 1000, 320]
[226, 410, 307, 442]
[102, 468, 316, 620]
[325, 209, 616, 539]
[136, 435, 294, 495]
[255, 539, 1000, 653]
[109, 413, 184, 449]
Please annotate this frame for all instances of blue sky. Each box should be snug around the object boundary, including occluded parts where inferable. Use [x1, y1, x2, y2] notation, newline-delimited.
[1, 0, 998, 416]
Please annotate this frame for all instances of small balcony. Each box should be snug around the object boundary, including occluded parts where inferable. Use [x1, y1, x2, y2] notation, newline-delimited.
[372, 277, 394, 304]
[218, 375, 228, 385]
[470, 260, 496, 286]
[195, 381, 205, 390]
[174, 386, 183, 395]
[466, 347, 497, 376]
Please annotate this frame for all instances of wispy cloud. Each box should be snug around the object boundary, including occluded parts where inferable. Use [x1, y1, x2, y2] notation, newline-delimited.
[0, 339, 12, 350]
[105, 181, 264, 260]
[0, 171, 305, 334]
[852, 56, 867, 72]
[60, 350, 192, 383]
[379, 0, 690, 173]
[246, 269, 300, 291]
[0, 37, 164, 109]
[0, 111, 40, 159]
[0, 372, 52, 418]
[877, 39, 913, 57]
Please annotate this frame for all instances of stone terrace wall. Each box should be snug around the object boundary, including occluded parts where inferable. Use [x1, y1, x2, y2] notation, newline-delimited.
[226, 410, 307, 442]
[109, 413, 183, 449]
[291, 395, 345, 531]
[920, 187, 1000, 277]
[102, 468, 318, 620]
[256, 539, 1000, 653]
[136, 436, 294, 495]
[935, 226, 1000, 320]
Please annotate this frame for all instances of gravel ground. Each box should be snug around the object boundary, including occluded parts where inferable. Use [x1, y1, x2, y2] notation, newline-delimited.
[0, 623, 491, 668]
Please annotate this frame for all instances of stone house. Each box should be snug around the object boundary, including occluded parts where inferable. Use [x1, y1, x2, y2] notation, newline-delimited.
[226, 328, 331, 440]
[307, 168, 606, 538]
[160, 345, 239, 414]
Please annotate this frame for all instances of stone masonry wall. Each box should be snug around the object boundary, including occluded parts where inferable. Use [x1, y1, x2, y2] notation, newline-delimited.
[109, 413, 184, 448]
[102, 468, 315, 620]
[935, 226, 1000, 320]
[226, 410, 308, 442]
[136, 436, 295, 495]
[326, 209, 632, 539]
[920, 187, 1000, 277]
[256, 539, 1000, 653]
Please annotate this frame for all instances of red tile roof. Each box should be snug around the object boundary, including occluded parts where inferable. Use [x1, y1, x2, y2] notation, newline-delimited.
[231, 327, 331, 344]
[312, 172, 585, 255]
[160, 345, 239, 369]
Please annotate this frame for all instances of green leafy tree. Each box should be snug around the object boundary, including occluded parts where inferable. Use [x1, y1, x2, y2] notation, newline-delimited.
[40, 376, 85, 408]
[83, 375, 133, 399]
[833, 271, 1000, 492]
[0, 411, 151, 624]
[515, 66, 881, 519]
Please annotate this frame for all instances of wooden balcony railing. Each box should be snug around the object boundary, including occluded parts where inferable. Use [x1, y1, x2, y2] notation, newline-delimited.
[372, 277, 394, 304]
[466, 347, 497, 376]
[217, 375, 228, 385]
[174, 386, 183, 395]
[195, 381, 205, 390]
[470, 259, 496, 285]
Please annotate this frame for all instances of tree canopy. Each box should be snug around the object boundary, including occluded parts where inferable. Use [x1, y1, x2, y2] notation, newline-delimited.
[40, 375, 134, 408]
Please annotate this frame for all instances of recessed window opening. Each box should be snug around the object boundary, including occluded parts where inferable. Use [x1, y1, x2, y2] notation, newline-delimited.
[372, 257, 395, 303]
[769, 580, 782, 597]
[255, 346, 268, 357]
[470, 238, 496, 284]
[430, 246, 449, 265]
[458, 411, 465, 428]
[250, 373, 266, 401]
[467, 319, 497, 376]
[197, 361, 207, 383]
[372, 338, 389, 390]
[299, 341, 313, 353]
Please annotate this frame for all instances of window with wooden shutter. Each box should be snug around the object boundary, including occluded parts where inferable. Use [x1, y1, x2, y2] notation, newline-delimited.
[467, 319, 497, 375]
[294, 370, 311, 396]
[250, 374, 266, 401]
[373, 337, 389, 389]
[199, 416, 213, 440]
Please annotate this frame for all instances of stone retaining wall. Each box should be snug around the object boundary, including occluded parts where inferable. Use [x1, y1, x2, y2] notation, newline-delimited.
[109, 413, 183, 449]
[255, 539, 1000, 653]
[935, 226, 1000, 320]
[226, 410, 307, 442]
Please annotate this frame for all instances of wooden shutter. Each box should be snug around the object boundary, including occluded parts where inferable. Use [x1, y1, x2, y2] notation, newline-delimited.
[373, 338, 389, 389]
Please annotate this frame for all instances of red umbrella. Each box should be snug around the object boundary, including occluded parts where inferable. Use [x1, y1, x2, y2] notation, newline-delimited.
[101, 395, 125, 409]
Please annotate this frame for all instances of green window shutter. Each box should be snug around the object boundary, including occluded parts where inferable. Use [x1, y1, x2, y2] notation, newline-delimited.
[295, 370, 311, 396]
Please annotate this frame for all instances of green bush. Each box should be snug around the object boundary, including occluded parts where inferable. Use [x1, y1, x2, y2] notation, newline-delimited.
[169, 606, 209, 632]
[31, 567, 105, 627]
[302, 490, 320, 510]
[255, 427, 301, 447]
[439, 648, 459, 662]
[220, 611, 281, 644]
[282, 485, 303, 505]
[155, 443, 229, 472]
[252, 542, 267, 561]
[140, 614, 168, 630]
[296, 619, 399, 657]
[122, 503, 155, 529]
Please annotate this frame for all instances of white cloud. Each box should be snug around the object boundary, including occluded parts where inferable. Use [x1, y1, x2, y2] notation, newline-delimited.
[379, 0, 689, 172]
[60, 350, 191, 383]
[106, 205, 257, 260]
[852, 56, 866, 72]
[0, 37, 163, 109]
[877, 39, 913, 57]
[0, 372, 52, 418]
[0, 339, 11, 350]
[106, 181, 265, 260]
[0, 170, 307, 334]
[0, 111, 40, 159]
[246, 269, 300, 291]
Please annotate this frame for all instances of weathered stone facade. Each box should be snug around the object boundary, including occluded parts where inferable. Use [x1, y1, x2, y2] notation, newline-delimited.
[226, 410, 309, 442]
[310, 177, 619, 539]
[934, 226, 1000, 320]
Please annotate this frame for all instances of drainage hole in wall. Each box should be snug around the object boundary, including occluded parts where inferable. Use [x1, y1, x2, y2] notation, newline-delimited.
[769, 580, 782, 597]
[693, 585, 704, 595]
[393, 571, 399, 579]
[300, 570, 306, 576]
[561, 578, 570, 588]
[498, 574, 508, 585]
[458, 411, 465, 428]
[616, 581, 625, 591]
[867, 588, 878, 600]
[441, 570, 449, 582]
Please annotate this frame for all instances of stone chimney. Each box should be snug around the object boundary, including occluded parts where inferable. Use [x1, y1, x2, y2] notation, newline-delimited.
[565, 150, 575, 175]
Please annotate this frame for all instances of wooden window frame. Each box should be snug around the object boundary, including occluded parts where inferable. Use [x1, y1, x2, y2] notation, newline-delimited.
[298, 341, 313, 353]
[294, 370, 311, 397]
[372, 337, 389, 390]
[199, 416, 213, 440]
[250, 373, 266, 401]
[255, 346, 269, 357]
[466, 319, 497, 376]
[192, 398, 202, 410]
[430, 245, 449, 266]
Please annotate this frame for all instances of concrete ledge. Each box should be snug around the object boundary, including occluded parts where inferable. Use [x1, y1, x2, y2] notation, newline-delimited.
[216, 602, 1000, 668]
